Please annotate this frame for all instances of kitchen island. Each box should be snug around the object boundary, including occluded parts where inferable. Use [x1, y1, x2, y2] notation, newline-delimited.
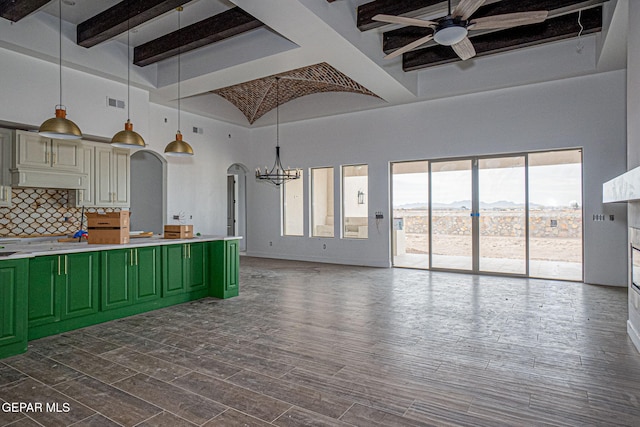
[0, 235, 240, 359]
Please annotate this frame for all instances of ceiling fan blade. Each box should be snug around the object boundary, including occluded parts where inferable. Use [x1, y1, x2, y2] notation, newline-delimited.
[384, 34, 434, 59]
[452, 0, 486, 20]
[451, 37, 476, 60]
[469, 11, 549, 30]
[372, 14, 436, 28]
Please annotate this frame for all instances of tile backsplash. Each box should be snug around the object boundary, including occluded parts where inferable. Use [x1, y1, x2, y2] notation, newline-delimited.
[0, 188, 118, 238]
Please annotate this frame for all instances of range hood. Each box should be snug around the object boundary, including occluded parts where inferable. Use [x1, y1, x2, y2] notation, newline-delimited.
[603, 166, 640, 203]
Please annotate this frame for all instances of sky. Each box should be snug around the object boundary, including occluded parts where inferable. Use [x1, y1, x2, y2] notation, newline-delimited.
[393, 163, 582, 207]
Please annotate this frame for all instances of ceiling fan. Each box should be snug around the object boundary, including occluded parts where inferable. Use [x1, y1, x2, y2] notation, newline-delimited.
[373, 0, 549, 60]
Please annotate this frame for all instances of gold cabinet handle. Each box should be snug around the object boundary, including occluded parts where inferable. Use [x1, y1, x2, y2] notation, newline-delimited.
[135, 249, 138, 266]
[52, 152, 57, 165]
[130, 249, 133, 266]
[188, 244, 191, 259]
[65, 255, 68, 275]
[58, 256, 61, 275]
[46, 151, 50, 164]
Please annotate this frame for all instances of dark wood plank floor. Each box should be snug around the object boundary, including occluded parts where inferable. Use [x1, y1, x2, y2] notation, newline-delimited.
[2, 256, 640, 426]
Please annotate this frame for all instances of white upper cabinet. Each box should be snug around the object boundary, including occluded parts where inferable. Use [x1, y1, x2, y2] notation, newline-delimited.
[14, 131, 82, 173]
[95, 145, 130, 208]
[0, 128, 12, 207]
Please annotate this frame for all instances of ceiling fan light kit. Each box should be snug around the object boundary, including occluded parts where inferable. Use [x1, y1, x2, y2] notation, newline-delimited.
[433, 18, 468, 46]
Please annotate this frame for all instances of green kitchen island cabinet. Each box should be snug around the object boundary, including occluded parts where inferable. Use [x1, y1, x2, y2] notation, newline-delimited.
[209, 239, 240, 299]
[0, 259, 29, 359]
[101, 246, 161, 311]
[162, 242, 207, 297]
[28, 252, 100, 339]
[0, 235, 240, 358]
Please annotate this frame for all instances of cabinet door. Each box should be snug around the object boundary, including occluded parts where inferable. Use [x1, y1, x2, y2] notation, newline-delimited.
[225, 240, 240, 297]
[95, 146, 114, 205]
[186, 243, 207, 292]
[101, 249, 133, 311]
[111, 148, 130, 207]
[72, 145, 95, 207]
[134, 246, 161, 303]
[51, 139, 82, 172]
[0, 259, 28, 354]
[208, 240, 239, 299]
[28, 256, 61, 327]
[0, 129, 12, 207]
[61, 252, 99, 320]
[15, 131, 50, 169]
[0, 186, 10, 207]
[163, 244, 186, 296]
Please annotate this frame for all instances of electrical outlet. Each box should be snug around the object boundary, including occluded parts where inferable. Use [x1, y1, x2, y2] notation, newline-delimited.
[375, 211, 384, 219]
[173, 215, 180, 220]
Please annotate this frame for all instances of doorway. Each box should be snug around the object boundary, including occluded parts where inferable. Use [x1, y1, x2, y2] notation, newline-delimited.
[391, 149, 582, 281]
[130, 150, 166, 234]
[227, 163, 248, 251]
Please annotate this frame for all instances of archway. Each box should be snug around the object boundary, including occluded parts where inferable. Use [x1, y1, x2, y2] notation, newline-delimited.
[130, 150, 167, 234]
[227, 163, 248, 251]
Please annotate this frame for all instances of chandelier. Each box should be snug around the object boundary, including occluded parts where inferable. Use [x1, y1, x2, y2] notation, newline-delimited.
[255, 77, 300, 186]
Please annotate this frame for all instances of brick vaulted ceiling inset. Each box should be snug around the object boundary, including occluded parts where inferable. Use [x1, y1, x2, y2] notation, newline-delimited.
[212, 63, 379, 124]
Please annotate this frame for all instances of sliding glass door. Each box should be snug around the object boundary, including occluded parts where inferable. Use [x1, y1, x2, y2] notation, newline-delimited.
[430, 160, 473, 271]
[478, 156, 527, 275]
[390, 149, 582, 281]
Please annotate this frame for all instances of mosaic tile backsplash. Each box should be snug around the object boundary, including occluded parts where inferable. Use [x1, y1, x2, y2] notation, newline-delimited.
[0, 188, 118, 238]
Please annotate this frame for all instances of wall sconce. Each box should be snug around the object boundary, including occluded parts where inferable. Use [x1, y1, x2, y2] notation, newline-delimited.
[357, 190, 365, 205]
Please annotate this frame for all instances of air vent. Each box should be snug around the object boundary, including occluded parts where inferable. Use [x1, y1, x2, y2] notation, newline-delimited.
[106, 97, 125, 109]
[192, 127, 203, 134]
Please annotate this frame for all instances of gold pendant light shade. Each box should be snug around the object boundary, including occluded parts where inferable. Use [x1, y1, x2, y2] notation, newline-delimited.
[111, 120, 146, 148]
[164, 6, 194, 157]
[40, 0, 82, 140]
[164, 131, 193, 157]
[39, 106, 82, 140]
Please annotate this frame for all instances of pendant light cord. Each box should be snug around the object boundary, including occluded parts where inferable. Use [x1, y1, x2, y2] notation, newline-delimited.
[127, 0, 131, 121]
[276, 77, 279, 148]
[58, 0, 63, 106]
[447, 0, 451, 16]
[177, 7, 182, 133]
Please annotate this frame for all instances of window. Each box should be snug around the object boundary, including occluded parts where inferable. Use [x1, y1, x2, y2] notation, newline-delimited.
[283, 176, 304, 236]
[342, 164, 368, 239]
[311, 167, 334, 237]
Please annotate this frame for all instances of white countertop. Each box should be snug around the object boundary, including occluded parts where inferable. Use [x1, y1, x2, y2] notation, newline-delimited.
[0, 235, 241, 260]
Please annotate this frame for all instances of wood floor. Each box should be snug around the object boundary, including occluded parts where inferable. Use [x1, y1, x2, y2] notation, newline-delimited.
[2, 256, 640, 426]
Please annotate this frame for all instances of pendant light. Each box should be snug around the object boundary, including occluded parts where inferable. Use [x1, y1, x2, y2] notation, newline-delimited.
[164, 6, 194, 157]
[111, 3, 146, 148]
[255, 77, 301, 186]
[39, 0, 82, 140]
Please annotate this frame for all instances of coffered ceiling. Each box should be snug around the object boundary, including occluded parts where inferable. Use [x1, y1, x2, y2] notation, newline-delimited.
[0, 0, 627, 127]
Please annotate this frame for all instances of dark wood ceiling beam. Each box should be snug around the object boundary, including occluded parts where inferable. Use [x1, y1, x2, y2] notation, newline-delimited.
[402, 7, 602, 71]
[359, 0, 605, 32]
[358, 0, 443, 31]
[77, 0, 187, 48]
[133, 7, 263, 67]
[383, 0, 606, 54]
[0, 0, 50, 22]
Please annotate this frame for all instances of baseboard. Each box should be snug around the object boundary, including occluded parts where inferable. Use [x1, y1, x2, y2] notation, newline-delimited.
[627, 320, 640, 353]
[244, 251, 390, 268]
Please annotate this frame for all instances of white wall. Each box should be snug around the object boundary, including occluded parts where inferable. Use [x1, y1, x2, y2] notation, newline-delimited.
[245, 70, 628, 286]
[0, 46, 250, 237]
[140, 104, 250, 236]
[626, 1, 640, 350]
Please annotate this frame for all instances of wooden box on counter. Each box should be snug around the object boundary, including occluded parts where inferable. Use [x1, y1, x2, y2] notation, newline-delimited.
[164, 224, 193, 239]
[86, 211, 130, 244]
